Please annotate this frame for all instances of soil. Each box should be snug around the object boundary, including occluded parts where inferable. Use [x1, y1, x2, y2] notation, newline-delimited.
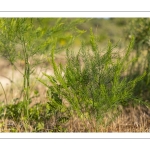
[0, 51, 67, 105]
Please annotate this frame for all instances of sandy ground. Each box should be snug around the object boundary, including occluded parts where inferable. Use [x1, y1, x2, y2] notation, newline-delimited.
[0, 51, 67, 105]
[0, 59, 53, 90]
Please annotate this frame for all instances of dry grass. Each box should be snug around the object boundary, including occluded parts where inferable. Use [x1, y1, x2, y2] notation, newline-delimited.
[61, 105, 150, 132]
[0, 105, 150, 132]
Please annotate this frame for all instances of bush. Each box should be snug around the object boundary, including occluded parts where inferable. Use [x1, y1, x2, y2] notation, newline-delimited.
[127, 18, 150, 100]
[128, 18, 150, 50]
[40, 32, 145, 124]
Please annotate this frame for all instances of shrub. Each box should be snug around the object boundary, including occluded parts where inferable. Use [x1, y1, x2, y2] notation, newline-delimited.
[127, 18, 150, 50]
[40, 32, 145, 124]
[127, 18, 150, 100]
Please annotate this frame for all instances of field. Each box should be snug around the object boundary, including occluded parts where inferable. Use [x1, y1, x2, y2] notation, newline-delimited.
[0, 18, 150, 132]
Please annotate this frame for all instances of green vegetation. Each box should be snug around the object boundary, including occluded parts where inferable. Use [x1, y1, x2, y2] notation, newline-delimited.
[40, 34, 145, 127]
[127, 18, 150, 102]
[0, 18, 150, 132]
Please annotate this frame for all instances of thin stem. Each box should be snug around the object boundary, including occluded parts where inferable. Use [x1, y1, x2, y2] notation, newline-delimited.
[0, 82, 7, 117]
[11, 62, 23, 75]
[18, 23, 30, 118]
[0, 82, 7, 105]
